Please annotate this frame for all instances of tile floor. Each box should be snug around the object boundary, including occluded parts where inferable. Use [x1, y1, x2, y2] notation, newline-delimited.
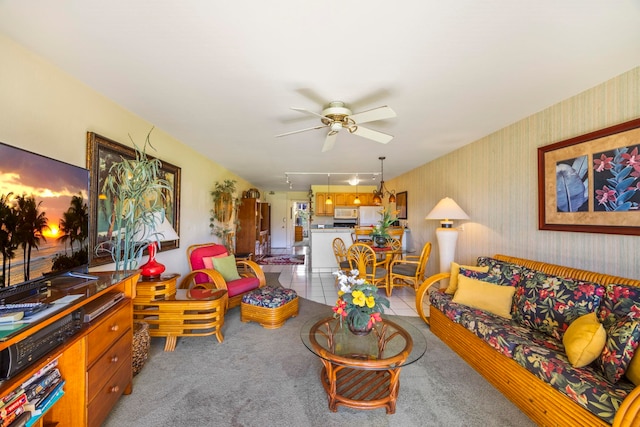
[259, 244, 419, 317]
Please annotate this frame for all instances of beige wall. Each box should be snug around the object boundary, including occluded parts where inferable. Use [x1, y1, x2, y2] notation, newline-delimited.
[0, 34, 254, 276]
[387, 66, 640, 280]
[3, 32, 638, 281]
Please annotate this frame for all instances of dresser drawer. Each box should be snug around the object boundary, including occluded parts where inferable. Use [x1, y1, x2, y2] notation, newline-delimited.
[87, 353, 132, 427]
[87, 330, 131, 403]
[87, 300, 132, 365]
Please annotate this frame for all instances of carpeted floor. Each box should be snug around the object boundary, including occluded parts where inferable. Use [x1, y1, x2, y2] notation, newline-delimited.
[104, 273, 534, 427]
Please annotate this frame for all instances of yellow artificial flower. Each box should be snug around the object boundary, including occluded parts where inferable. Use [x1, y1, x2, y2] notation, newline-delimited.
[365, 295, 375, 308]
[351, 290, 366, 307]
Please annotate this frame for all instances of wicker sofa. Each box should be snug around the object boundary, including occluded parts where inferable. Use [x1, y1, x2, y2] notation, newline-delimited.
[416, 254, 640, 426]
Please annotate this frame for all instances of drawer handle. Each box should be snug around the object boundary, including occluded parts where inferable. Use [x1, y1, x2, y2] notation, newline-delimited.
[110, 324, 119, 332]
[111, 355, 119, 363]
[110, 385, 120, 393]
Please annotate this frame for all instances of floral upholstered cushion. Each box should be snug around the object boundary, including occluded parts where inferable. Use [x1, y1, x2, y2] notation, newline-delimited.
[598, 283, 640, 329]
[512, 270, 604, 341]
[241, 286, 298, 308]
[430, 291, 465, 323]
[476, 256, 526, 286]
[596, 316, 640, 383]
[513, 341, 636, 425]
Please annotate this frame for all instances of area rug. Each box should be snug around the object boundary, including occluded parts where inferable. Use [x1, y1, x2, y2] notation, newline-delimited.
[104, 273, 534, 427]
[256, 254, 305, 265]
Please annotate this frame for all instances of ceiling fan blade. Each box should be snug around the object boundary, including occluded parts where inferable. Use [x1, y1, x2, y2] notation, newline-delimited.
[349, 106, 396, 125]
[275, 124, 327, 138]
[350, 126, 393, 144]
[322, 132, 337, 152]
[350, 89, 391, 110]
[295, 88, 329, 106]
[291, 107, 329, 121]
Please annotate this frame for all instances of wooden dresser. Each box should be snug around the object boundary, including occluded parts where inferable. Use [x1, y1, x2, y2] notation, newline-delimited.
[0, 271, 138, 427]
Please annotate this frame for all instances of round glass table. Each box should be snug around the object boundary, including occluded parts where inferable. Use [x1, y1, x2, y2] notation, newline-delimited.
[300, 315, 427, 414]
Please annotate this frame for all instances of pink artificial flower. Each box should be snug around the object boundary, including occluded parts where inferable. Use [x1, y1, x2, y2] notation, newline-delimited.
[367, 312, 382, 328]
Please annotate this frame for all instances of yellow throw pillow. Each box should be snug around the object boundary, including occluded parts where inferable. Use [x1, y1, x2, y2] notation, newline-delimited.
[445, 262, 490, 294]
[625, 353, 640, 386]
[452, 275, 515, 319]
[563, 312, 606, 368]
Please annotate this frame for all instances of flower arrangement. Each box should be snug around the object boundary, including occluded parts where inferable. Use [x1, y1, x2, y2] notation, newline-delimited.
[332, 270, 390, 331]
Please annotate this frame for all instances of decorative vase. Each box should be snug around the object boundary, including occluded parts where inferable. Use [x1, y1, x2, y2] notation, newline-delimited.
[346, 317, 373, 336]
[373, 235, 388, 248]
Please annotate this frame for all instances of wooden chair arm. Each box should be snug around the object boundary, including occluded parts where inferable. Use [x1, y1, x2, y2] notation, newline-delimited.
[613, 383, 640, 427]
[236, 260, 267, 287]
[415, 272, 451, 325]
[178, 269, 229, 291]
[390, 258, 420, 268]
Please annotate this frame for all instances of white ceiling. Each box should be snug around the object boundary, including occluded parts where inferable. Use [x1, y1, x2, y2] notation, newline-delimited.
[1, 1, 639, 191]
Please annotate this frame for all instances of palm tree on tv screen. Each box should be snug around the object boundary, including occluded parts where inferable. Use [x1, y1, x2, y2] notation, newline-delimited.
[14, 194, 49, 281]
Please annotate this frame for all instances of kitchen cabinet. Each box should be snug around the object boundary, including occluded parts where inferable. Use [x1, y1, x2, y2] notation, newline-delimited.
[315, 193, 335, 216]
[315, 192, 377, 215]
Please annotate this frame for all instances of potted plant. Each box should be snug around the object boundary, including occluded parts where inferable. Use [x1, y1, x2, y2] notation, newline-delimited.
[209, 179, 240, 251]
[332, 270, 390, 334]
[96, 130, 172, 273]
[370, 207, 399, 247]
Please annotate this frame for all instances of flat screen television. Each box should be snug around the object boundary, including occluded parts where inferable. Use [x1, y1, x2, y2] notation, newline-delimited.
[0, 141, 90, 297]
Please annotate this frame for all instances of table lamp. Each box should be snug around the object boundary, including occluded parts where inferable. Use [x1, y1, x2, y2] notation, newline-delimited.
[135, 210, 180, 279]
[425, 197, 469, 273]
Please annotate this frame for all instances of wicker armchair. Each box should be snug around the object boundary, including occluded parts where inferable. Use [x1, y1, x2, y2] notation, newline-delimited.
[388, 242, 432, 295]
[187, 243, 266, 308]
[347, 243, 387, 290]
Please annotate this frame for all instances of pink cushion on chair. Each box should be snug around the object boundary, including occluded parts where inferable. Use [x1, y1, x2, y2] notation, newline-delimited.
[202, 253, 229, 270]
[189, 244, 229, 284]
[227, 277, 261, 297]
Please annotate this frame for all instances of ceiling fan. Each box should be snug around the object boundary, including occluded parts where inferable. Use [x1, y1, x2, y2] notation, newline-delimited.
[275, 101, 397, 152]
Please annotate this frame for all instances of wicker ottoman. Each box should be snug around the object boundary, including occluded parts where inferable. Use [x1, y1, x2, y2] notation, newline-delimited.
[240, 287, 299, 329]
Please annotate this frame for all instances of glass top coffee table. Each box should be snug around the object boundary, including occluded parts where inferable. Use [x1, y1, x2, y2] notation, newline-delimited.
[300, 315, 427, 414]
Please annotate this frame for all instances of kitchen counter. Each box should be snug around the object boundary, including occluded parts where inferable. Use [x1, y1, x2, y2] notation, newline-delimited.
[309, 228, 413, 271]
[309, 228, 354, 271]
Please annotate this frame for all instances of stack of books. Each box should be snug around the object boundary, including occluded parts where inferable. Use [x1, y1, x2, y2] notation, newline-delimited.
[0, 357, 65, 427]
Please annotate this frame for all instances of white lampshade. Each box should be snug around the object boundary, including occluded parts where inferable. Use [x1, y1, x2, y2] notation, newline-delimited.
[134, 210, 179, 243]
[425, 197, 469, 228]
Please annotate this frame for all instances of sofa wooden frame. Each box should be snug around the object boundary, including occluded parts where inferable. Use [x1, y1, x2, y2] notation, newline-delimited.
[415, 254, 640, 427]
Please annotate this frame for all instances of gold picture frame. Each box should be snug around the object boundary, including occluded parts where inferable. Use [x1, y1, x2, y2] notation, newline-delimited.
[538, 117, 640, 235]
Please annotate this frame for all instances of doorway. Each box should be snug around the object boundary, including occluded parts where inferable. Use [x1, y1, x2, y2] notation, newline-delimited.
[292, 201, 309, 247]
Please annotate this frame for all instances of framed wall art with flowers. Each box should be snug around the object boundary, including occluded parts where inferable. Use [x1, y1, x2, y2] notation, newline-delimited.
[538, 117, 640, 235]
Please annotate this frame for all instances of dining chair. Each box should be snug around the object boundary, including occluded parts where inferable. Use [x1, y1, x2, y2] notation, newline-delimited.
[347, 242, 388, 291]
[388, 242, 432, 295]
[351, 226, 374, 244]
[332, 237, 351, 274]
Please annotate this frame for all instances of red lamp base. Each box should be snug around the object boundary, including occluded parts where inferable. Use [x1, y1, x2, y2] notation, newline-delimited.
[139, 242, 165, 279]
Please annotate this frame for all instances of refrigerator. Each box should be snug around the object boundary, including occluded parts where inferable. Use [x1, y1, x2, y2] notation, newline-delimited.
[358, 206, 382, 226]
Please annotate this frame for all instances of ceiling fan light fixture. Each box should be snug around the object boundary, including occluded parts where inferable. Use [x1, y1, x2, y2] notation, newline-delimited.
[330, 122, 343, 132]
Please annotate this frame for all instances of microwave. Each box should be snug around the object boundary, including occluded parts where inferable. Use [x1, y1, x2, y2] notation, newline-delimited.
[334, 207, 358, 219]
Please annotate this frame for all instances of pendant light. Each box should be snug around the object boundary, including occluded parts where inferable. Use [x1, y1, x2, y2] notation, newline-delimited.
[353, 175, 361, 204]
[372, 156, 396, 205]
[325, 174, 333, 205]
